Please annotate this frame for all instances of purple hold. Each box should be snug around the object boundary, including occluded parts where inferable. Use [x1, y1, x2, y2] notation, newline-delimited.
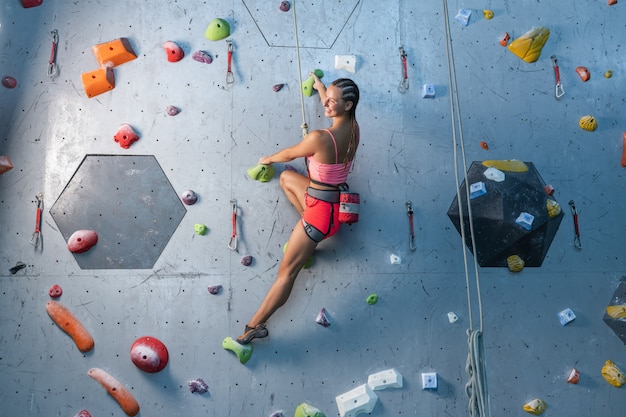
[188, 378, 209, 394]
[181, 190, 198, 205]
[316, 307, 331, 327]
[208, 285, 222, 295]
[166, 105, 180, 116]
[241, 255, 253, 266]
[192, 50, 213, 64]
[272, 83, 285, 92]
[280, 1, 291, 12]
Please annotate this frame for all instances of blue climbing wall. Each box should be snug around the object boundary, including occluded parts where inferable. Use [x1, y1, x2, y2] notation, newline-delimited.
[1, 0, 625, 416]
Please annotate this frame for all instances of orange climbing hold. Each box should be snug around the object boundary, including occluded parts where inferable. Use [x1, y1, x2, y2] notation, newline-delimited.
[92, 38, 137, 68]
[81, 67, 115, 98]
[480, 141, 489, 150]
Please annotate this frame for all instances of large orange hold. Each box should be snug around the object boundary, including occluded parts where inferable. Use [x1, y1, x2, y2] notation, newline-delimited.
[81, 67, 115, 98]
[92, 38, 137, 68]
[130, 336, 169, 373]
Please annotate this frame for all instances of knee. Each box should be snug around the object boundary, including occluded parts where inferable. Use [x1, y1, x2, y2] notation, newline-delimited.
[279, 170, 294, 192]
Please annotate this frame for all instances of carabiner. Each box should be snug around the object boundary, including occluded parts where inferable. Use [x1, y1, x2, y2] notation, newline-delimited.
[228, 199, 238, 250]
[226, 40, 234, 85]
[48, 29, 59, 77]
[551, 55, 564, 99]
[568, 200, 582, 249]
[398, 47, 409, 93]
[406, 201, 416, 251]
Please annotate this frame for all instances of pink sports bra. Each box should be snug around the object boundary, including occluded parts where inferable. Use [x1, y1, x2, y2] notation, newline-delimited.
[306, 129, 353, 186]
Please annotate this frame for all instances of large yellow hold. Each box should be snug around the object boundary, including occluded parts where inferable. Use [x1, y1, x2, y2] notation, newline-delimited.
[482, 159, 529, 172]
[606, 305, 626, 319]
[523, 398, 546, 415]
[508, 27, 550, 63]
[601, 360, 626, 387]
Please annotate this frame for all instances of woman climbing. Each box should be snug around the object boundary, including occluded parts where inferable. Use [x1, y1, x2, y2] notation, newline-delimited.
[236, 75, 360, 344]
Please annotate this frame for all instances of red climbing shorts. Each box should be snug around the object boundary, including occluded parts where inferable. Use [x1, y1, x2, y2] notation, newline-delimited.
[301, 187, 341, 243]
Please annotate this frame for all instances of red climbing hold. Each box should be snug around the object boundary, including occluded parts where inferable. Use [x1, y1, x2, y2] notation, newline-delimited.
[130, 336, 169, 373]
[114, 123, 140, 149]
[48, 284, 63, 298]
[21, 0, 43, 8]
[164, 41, 184, 62]
[67, 230, 98, 253]
[2, 76, 17, 89]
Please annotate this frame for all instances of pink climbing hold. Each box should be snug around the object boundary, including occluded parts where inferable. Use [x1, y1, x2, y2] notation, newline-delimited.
[74, 410, 93, 417]
[192, 50, 213, 64]
[130, 336, 169, 373]
[181, 190, 198, 205]
[166, 105, 180, 116]
[2, 76, 17, 89]
[316, 307, 331, 327]
[48, 284, 63, 298]
[273, 83, 285, 92]
[188, 378, 209, 394]
[114, 123, 139, 149]
[67, 230, 98, 253]
[280, 1, 291, 12]
[208, 285, 222, 295]
[164, 41, 184, 62]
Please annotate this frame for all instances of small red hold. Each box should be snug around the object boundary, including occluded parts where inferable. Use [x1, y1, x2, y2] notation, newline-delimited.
[272, 83, 285, 92]
[130, 336, 169, 373]
[164, 41, 184, 62]
[48, 284, 63, 298]
[280, 1, 291, 12]
[74, 410, 93, 417]
[2, 76, 17, 89]
[114, 123, 139, 149]
[499, 32, 510, 47]
[208, 285, 222, 295]
[544, 184, 555, 196]
[67, 230, 98, 253]
[480, 141, 489, 150]
[20, 0, 43, 9]
[241, 255, 253, 266]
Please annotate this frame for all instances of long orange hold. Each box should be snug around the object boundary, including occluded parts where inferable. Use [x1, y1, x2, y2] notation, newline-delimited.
[88, 368, 140, 416]
[46, 300, 94, 353]
[621, 132, 626, 167]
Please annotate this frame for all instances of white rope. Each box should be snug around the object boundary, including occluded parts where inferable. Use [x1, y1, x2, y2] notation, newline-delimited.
[291, 0, 309, 137]
[441, 1, 491, 416]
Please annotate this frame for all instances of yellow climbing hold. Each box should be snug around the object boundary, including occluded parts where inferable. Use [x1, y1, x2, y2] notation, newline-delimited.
[606, 305, 626, 319]
[523, 398, 546, 415]
[546, 199, 561, 218]
[507, 255, 525, 272]
[579, 115, 598, 132]
[483, 10, 494, 19]
[508, 27, 550, 63]
[482, 159, 529, 172]
[601, 360, 626, 387]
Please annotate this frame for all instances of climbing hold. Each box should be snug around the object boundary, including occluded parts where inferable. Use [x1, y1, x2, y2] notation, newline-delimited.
[114, 123, 140, 149]
[273, 83, 285, 92]
[21, 0, 44, 8]
[67, 230, 98, 253]
[605, 70, 613, 78]
[205, 18, 231, 41]
[188, 378, 209, 394]
[507, 255, 525, 272]
[335, 55, 357, 73]
[606, 304, 626, 319]
[484, 167, 505, 182]
[544, 184, 554, 195]
[192, 50, 213, 64]
[74, 411, 92, 417]
[247, 164, 275, 182]
[163, 41, 184, 62]
[181, 190, 198, 205]
[523, 398, 546, 415]
[92, 38, 137, 68]
[294, 403, 326, 417]
[579, 115, 598, 132]
[482, 159, 529, 172]
[366, 293, 378, 305]
[546, 199, 561, 218]
[447, 311, 459, 323]
[483, 10, 494, 19]
[609, 0, 617, 5]
[480, 141, 489, 150]
[335, 384, 378, 417]
[575, 66, 590, 82]
[81, 67, 115, 98]
[2, 76, 17, 89]
[194, 224, 208, 235]
[222, 336, 252, 364]
[241, 255, 253, 266]
[48, 284, 63, 298]
[279, 1, 291, 12]
[455, 9, 471, 26]
[316, 307, 331, 327]
[283, 242, 313, 268]
[566, 368, 580, 384]
[421, 84, 436, 98]
[421, 372, 438, 389]
[302, 69, 324, 97]
[166, 105, 180, 116]
[558, 308, 576, 326]
[367, 368, 403, 390]
[208, 285, 222, 295]
[130, 336, 169, 373]
[507, 27, 550, 63]
[270, 412, 285, 417]
[0, 155, 14, 174]
[499, 32, 511, 47]
[601, 360, 625, 387]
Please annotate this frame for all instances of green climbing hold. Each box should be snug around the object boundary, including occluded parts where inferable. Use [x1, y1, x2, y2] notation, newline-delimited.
[366, 293, 379, 305]
[222, 336, 253, 364]
[302, 69, 324, 97]
[205, 18, 231, 41]
[283, 242, 313, 269]
[194, 224, 208, 235]
[247, 164, 275, 182]
[294, 402, 325, 417]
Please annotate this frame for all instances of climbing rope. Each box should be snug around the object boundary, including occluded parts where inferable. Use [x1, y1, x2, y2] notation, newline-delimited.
[441, 1, 491, 416]
[291, 0, 309, 137]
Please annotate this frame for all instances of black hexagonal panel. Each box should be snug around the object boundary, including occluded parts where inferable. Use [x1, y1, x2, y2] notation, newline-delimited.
[50, 154, 186, 269]
[242, 0, 361, 48]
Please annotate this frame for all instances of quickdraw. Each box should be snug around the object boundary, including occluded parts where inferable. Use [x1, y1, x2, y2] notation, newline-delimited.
[226, 40, 234, 85]
[30, 193, 43, 247]
[406, 201, 416, 251]
[568, 200, 581, 249]
[551, 55, 565, 99]
[398, 46, 409, 93]
[228, 199, 238, 250]
[48, 29, 58, 77]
